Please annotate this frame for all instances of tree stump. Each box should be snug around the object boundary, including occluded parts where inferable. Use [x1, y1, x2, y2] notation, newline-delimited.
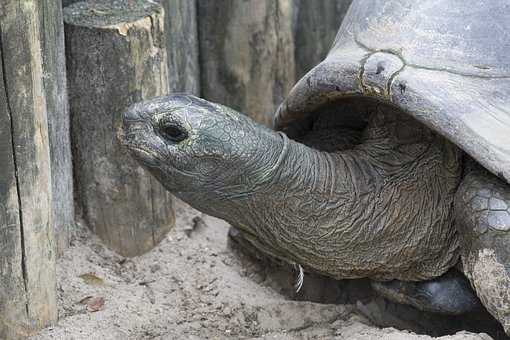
[0, 1, 58, 338]
[197, 0, 296, 126]
[64, 0, 175, 257]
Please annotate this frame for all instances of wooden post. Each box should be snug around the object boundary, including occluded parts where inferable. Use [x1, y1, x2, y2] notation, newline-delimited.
[0, 1, 58, 338]
[39, 0, 74, 255]
[64, 0, 175, 257]
[197, 0, 352, 126]
[197, 0, 296, 126]
[161, 0, 200, 94]
[294, 0, 352, 79]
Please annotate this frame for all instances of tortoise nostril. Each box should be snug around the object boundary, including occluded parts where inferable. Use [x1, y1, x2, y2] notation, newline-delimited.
[159, 122, 188, 143]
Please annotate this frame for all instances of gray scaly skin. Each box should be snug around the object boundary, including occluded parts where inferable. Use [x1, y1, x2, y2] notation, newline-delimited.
[120, 94, 462, 282]
[455, 164, 510, 329]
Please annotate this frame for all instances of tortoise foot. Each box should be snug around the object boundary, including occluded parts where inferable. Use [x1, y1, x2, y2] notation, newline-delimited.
[371, 269, 481, 315]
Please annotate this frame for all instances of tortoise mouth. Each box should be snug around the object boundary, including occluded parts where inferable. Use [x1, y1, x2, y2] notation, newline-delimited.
[126, 146, 161, 167]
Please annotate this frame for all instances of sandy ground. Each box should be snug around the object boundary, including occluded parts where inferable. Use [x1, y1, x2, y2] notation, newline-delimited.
[31, 200, 493, 340]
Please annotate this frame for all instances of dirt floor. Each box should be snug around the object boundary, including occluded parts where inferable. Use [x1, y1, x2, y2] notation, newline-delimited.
[31, 200, 493, 340]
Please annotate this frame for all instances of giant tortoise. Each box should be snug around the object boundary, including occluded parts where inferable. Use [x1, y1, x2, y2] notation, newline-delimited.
[120, 0, 510, 333]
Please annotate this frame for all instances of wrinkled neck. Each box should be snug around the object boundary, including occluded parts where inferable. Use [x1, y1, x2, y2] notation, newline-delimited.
[271, 140, 345, 191]
[179, 109, 461, 280]
[218, 136, 362, 265]
[245, 130, 291, 190]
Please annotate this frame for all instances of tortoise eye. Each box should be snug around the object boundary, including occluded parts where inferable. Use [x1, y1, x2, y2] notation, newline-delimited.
[159, 121, 188, 143]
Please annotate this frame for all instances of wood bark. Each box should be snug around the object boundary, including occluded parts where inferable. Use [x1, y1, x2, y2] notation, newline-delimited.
[39, 0, 74, 255]
[197, 0, 296, 126]
[0, 1, 58, 337]
[64, 0, 175, 257]
[161, 0, 200, 94]
[294, 0, 352, 79]
[197, 0, 351, 127]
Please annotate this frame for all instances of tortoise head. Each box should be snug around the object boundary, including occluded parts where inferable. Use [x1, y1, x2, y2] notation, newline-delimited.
[120, 94, 284, 198]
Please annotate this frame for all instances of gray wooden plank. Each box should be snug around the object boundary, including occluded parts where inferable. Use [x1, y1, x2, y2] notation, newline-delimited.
[39, 0, 74, 255]
[162, 0, 200, 95]
[0, 33, 31, 340]
[0, 0, 57, 334]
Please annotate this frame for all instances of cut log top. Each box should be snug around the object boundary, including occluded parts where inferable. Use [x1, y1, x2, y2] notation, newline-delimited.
[63, 0, 161, 28]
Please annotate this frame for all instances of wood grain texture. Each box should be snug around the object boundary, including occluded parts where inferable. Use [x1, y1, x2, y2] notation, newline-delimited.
[161, 0, 200, 94]
[0, 0, 58, 337]
[39, 0, 74, 255]
[64, 0, 175, 257]
[197, 0, 296, 126]
[197, 0, 351, 127]
[0, 43, 31, 340]
[294, 0, 352, 79]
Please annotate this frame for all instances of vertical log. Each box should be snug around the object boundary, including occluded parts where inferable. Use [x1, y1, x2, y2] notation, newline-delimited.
[294, 0, 352, 79]
[197, 0, 296, 126]
[0, 1, 57, 337]
[161, 0, 200, 94]
[64, 0, 175, 257]
[39, 0, 74, 254]
[0, 47, 30, 340]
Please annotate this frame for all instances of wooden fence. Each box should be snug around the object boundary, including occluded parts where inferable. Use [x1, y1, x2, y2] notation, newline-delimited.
[0, 0, 350, 337]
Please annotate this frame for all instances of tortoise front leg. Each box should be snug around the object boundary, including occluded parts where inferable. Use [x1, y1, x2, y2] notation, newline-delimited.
[455, 164, 510, 334]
